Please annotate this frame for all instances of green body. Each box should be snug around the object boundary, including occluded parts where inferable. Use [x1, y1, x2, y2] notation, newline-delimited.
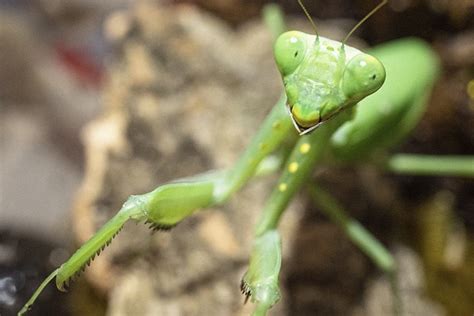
[331, 38, 440, 160]
[20, 6, 474, 316]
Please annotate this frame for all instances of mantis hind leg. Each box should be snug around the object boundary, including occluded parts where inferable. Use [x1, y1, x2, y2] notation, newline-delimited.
[308, 183, 395, 273]
[308, 183, 401, 315]
[385, 154, 474, 178]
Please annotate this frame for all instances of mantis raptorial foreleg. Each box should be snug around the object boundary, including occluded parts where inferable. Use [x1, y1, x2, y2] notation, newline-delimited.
[254, 111, 352, 235]
[213, 95, 295, 202]
[241, 111, 352, 315]
[18, 95, 294, 315]
[241, 230, 282, 316]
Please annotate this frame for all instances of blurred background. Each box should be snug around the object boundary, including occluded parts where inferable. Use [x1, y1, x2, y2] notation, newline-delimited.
[0, 0, 472, 315]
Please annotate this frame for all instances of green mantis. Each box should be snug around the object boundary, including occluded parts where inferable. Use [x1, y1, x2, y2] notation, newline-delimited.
[19, 1, 474, 316]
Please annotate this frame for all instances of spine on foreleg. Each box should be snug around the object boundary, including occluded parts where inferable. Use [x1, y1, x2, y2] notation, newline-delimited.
[56, 211, 129, 290]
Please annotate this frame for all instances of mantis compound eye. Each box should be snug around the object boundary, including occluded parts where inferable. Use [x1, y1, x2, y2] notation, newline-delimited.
[273, 31, 307, 76]
[341, 53, 386, 100]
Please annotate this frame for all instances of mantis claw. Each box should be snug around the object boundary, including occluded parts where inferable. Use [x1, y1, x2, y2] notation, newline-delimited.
[145, 219, 177, 232]
[240, 278, 252, 304]
[241, 230, 282, 315]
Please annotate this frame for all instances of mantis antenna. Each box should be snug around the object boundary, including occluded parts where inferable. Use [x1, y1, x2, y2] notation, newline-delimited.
[342, 0, 388, 45]
[298, 0, 319, 40]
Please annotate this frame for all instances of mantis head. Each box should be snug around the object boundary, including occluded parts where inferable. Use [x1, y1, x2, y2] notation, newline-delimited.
[274, 31, 385, 134]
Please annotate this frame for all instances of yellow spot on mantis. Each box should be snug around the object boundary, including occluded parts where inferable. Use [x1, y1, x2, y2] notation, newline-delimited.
[279, 183, 287, 192]
[259, 143, 267, 150]
[288, 162, 299, 173]
[468, 80, 474, 111]
[299, 143, 311, 154]
[272, 121, 281, 129]
[467, 80, 474, 100]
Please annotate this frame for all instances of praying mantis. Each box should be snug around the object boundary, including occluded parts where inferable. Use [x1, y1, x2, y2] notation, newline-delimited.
[19, 1, 474, 316]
